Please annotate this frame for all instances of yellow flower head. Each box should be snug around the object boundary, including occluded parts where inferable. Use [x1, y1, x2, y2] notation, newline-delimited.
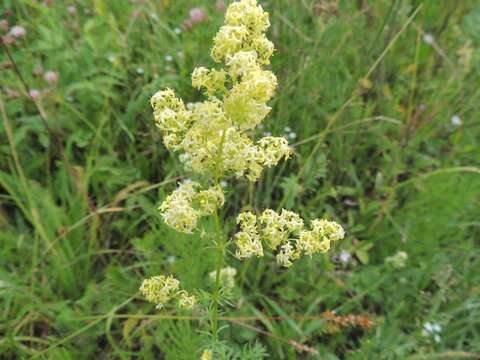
[140, 275, 196, 310]
[151, 0, 284, 185]
[139, 275, 180, 310]
[233, 209, 345, 267]
[159, 182, 224, 233]
[201, 349, 213, 360]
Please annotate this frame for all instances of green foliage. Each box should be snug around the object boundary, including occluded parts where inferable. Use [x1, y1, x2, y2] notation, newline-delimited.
[1, 0, 479, 359]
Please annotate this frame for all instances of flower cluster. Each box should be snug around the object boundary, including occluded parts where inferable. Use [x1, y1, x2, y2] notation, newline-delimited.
[209, 266, 237, 289]
[139, 275, 196, 310]
[151, 0, 290, 183]
[384, 251, 408, 269]
[159, 182, 224, 233]
[201, 349, 213, 360]
[234, 209, 345, 267]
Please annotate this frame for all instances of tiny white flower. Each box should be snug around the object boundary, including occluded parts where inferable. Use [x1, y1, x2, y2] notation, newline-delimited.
[423, 33, 434, 45]
[423, 322, 433, 333]
[451, 115, 462, 126]
[263, 131, 272, 137]
[136, 67, 144, 75]
[288, 132, 297, 140]
[165, 54, 173, 62]
[167, 255, 176, 264]
[339, 250, 351, 264]
[174, 28, 181, 35]
[107, 55, 116, 63]
[434, 334, 441, 343]
[432, 323, 442, 333]
[284, 126, 291, 132]
[258, 124, 265, 130]
[220, 180, 228, 188]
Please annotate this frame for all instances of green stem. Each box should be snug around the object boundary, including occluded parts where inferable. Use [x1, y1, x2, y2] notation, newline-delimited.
[211, 207, 224, 338]
[211, 129, 227, 338]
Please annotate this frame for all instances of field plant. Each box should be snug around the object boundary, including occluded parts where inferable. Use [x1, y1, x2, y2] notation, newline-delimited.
[139, 0, 344, 356]
[1, 0, 480, 359]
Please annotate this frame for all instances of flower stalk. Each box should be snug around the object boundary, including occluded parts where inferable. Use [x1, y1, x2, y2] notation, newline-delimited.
[138, 0, 345, 349]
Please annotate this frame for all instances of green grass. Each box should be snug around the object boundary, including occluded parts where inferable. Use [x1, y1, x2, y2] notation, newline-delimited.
[1, 0, 480, 358]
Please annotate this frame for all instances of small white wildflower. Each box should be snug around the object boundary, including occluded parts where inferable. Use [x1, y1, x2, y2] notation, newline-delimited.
[165, 54, 173, 62]
[107, 55, 116, 63]
[422, 321, 442, 342]
[288, 132, 297, 140]
[174, 27, 181, 35]
[284, 126, 291, 132]
[339, 250, 351, 264]
[136, 67, 144, 75]
[450, 115, 462, 126]
[423, 322, 433, 334]
[220, 180, 228, 188]
[167, 255, 176, 264]
[423, 33, 434, 45]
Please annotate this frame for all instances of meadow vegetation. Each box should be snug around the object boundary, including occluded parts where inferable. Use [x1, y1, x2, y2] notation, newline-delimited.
[1, 0, 479, 358]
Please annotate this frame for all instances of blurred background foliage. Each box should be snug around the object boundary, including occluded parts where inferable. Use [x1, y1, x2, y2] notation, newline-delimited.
[0, 0, 479, 358]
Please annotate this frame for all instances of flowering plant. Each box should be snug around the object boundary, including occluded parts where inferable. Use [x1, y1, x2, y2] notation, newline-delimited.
[139, 0, 344, 354]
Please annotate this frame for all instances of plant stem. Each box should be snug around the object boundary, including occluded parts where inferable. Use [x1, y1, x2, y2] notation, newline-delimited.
[211, 207, 224, 338]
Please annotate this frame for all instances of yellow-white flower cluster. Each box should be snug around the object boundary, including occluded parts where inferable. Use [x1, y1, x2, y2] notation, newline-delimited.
[201, 349, 213, 360]
[159, 182, 224, 233]
[139, 275, 196, 310]
[209, 266, 237, 289]
[234, 209, 345, 267]
[151, 0, 290, 183]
